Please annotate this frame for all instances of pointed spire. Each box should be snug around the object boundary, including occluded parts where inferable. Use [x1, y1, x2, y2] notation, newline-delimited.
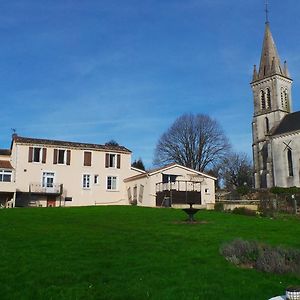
[252, 64, 258, 81]
[257, 23, 286, 80]
[283, 60, 290, 78]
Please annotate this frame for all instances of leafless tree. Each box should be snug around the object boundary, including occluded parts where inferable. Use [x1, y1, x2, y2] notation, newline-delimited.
[220, 152, 253, 190]
[154, 113, 231, 172]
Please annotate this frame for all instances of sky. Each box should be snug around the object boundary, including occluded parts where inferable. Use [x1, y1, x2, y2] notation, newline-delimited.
[1, 0, 300, 168]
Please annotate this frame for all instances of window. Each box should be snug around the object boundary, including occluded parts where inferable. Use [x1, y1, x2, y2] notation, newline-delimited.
[133, 185, 137, 202]
[138, 184, 144, 203]
[281, 88, 289, 110]
[265, 117, 270, 133]
[33, 147, 41, 162]
[42, 172, 55, 188]
[94, 175, 99, 184]
[0, 170, 12, 182]
[65, 197, 72, 202]
[260, 90, 266, 110]
[266, 88, 271, 109]
[107, 176, 117, 190]
[281, 88, 284, 108]
[83, 174, 91, 189]
[58, 150, 65, 164]
[205, 188, 210, 194]
[28, 147, 47, 163]
[105, 153, 121, 168]
[53, 149, 71, 165]
[127, 187, 132, 202]
[84, 151, 92, 166]
[287, 149, 294, 177]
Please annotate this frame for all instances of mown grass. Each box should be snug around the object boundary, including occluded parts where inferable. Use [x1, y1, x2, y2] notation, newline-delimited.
[0, 206, 300, 300]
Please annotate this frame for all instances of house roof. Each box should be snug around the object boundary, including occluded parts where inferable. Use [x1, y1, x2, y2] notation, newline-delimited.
[0, 160, 13, 169]
[12, 135, 131, 153]
[0, 149, 11, 156]
[124, 163, 217, 182]
[272, 111, 300, 136]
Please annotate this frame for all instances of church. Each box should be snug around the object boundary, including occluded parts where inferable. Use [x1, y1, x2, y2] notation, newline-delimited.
[251, 19, 300, 189]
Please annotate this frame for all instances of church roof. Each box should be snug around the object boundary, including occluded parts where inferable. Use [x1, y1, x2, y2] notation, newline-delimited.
[253, 23, 290, 82]
[272, 111, 300, 136]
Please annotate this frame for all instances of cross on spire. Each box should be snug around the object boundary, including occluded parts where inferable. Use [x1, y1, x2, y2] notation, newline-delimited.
[265, 0, 269, 24]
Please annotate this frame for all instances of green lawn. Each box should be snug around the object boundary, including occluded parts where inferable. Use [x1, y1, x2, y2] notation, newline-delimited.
[1, 206, 300, 300]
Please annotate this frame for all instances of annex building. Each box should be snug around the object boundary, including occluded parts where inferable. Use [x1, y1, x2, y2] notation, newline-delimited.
[0, 134, 215, 208]
[251, 20, 300, 189]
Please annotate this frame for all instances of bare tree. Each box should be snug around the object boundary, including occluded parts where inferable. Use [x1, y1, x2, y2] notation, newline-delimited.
[220, 152, 253, 191]
[154, 113, 231, 172]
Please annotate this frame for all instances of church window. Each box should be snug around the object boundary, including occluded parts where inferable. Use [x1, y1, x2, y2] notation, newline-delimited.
[260, 90, 266, 110]
[284, 89, 289, 110]
[281, 88, 284, 108]
[266, 88, 271, 109]
[287, 149, 294, 177]
[265, 117, 270, 133]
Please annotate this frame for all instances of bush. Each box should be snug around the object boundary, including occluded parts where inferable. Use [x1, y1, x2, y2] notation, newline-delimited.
[232, 207, 256, 216]
[214, 202, 224, 211]
[221, 239, 300, 275]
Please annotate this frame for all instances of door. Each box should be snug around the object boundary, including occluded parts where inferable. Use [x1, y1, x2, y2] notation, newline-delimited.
[47, 196, 56, 207]
[42, 172, 55, 192]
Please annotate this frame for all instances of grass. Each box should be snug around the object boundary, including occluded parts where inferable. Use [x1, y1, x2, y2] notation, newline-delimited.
[0, 206, 300, 300]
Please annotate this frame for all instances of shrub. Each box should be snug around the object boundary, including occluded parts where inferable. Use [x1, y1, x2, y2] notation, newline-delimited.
[220, 239, 300, 275]
[220, 239, 259, 265]
[232, 207, 256, 216]
[214, 202, 224, 211]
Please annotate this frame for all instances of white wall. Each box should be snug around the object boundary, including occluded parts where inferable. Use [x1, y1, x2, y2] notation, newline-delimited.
[12, 142, 139, 206]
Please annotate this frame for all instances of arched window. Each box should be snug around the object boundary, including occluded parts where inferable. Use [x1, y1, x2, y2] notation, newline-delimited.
[284, 89, 289, 110]
[281, 88, 284, 108]
[266, 88, 271, 109]
[287, 149, 294, 177]
[265, 117, 270, 133]
[260, 90, 266, 110]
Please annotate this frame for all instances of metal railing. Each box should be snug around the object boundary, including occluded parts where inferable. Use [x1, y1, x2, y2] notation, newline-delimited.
[156, 180, 202, 193]
[29, 183, 63, 195]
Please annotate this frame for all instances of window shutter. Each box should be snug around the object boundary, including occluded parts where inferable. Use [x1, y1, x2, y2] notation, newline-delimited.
[84, 152, 92, 166]
[105, 153, 109, 168]
[42, 148, 47, 163]
[28, 147, 33, 162]
[53, 149, 58, 164]
[66, 150, 71, 165]
[117, 154, 121, 169]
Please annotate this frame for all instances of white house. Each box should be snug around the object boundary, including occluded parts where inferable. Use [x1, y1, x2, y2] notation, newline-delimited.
[124, 163, 216, 208]
[0, 135, 216, 208]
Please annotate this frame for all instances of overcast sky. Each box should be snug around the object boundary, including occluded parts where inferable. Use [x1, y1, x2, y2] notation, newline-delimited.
[0, 0, 300, 168]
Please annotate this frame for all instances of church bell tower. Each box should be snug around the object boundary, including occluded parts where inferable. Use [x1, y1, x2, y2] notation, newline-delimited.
[251, 20, 293, 189]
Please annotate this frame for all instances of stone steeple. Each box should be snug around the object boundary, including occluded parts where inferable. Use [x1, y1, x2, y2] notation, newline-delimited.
[254, 22, 290, 81]
[251, 20, 293, 189]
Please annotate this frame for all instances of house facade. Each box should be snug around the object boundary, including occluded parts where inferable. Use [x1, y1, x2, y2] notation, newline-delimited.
[0, 135, 143, 207]
[0, 135, 216, 208]
[124, 163, 216, 209]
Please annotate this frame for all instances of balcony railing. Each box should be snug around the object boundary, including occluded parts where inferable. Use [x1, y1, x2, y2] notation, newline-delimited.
[0, 181, 16, 193]
[156, 180, 202, 193]
[29, 183, 63, 195]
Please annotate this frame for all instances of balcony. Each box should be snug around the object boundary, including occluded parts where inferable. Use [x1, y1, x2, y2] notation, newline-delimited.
[29, 183, 63, 195]
[156, 180, 202, 206]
